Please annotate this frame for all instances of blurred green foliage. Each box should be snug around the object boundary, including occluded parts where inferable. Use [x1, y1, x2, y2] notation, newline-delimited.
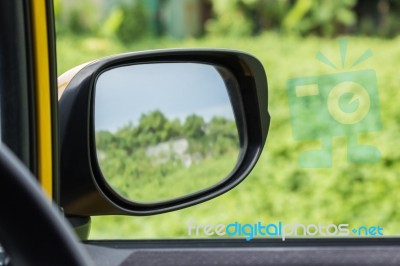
[54, 0, 151, 42]
[57, 32, 400, 238]
[55, 0, 101, 35]
[55, 0, 400, 43]
[55, 0, 400, 239]
[206, 0, 255, 37]
[282, 0, 356, 36]
[115, 2, 150, 43]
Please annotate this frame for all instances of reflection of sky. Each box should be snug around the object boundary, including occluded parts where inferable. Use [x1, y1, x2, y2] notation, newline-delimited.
[95, 63, 235, 132]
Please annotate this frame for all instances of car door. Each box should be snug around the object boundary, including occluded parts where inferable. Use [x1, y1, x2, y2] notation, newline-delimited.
[2, 1, 400, 266]
[0, 1, 92, 265]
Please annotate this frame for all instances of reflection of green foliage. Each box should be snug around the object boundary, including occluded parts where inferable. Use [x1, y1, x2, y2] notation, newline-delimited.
[102, 152, 236, 203]
[208, 117, 240, 155]
[135, 110, 170, 145]
[183, 114, 205, 139]
[96, 111, 239, 202]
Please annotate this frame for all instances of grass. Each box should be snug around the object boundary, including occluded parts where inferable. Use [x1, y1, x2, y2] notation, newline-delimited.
[102, 152, 238, 203]
[57, 33, 400, 239]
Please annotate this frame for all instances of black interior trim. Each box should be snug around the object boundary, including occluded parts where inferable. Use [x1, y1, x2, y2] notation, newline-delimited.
[118, 247, 400, 266]
[83, 239, 400, 266]
[45, 0, 61, 204]
[86, 238, 400, 249]
[0, 0, 32, 171]
[22, 0, 38, 176]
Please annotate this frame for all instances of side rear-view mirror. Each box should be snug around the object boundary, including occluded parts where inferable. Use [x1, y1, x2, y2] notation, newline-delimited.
[59, 49, 270, 216]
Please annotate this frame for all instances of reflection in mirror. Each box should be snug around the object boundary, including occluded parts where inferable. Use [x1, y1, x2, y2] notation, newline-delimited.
[94, 63, 240, 203]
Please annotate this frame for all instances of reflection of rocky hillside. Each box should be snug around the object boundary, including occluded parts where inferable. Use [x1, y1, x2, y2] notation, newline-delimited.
[97, 150, 106, 161]
[96, 111, 239, 171]
[145, 138, 202, 168]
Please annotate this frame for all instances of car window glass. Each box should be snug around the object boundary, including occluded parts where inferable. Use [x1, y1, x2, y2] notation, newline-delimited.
[56, 0, 400, 240]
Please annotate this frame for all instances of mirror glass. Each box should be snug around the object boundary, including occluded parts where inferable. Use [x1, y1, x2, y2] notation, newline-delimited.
[94, 63, 240, 203]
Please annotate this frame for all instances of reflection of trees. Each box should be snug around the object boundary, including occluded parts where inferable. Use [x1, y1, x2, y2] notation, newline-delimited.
[95, 110, 239, 184]
[183, 114, 205, 139]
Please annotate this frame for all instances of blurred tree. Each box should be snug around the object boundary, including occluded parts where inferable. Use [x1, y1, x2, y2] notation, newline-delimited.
[206, 0, 254, 37]
[54, 0, 400, 40]
[116, 1, 150, 43]
[355, 0, 400, 38]
[101, 6, 124, 38]
[253, 0, 292, 33]
[55, 0, 102, 35]
[283, 0, 357, 37]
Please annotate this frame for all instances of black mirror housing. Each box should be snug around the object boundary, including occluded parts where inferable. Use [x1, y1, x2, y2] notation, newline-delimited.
[59, 49, 270, 216]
